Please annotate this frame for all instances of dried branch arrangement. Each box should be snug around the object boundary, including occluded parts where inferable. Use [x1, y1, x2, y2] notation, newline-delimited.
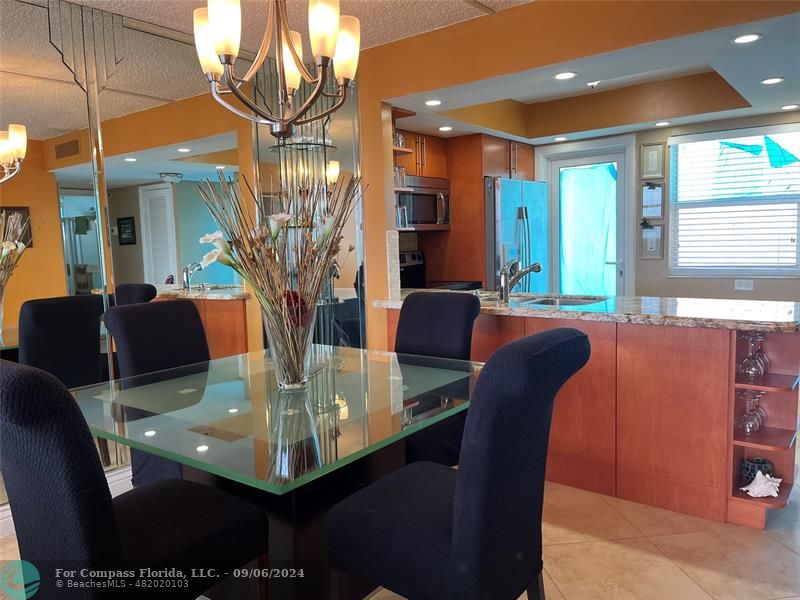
[0, 211, 29, 294]
[198, 172, 361, 386]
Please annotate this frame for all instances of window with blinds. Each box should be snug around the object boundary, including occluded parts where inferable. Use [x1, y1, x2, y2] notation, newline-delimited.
[668, 127, 800, 277]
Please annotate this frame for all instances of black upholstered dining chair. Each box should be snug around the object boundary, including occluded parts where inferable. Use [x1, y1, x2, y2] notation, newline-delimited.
[0, 360, 268, 600]
[396, 292, 481, 465]
[327, 328, 591, 600]
[17, 294, 113, 465]
[103, 299, 210, 487]
[18, 294, 105, 389]
[115, 283, 158, 306]
[394, 291, 481, 360]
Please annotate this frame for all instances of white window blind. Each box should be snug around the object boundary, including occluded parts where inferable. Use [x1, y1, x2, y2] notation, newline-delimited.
[668, 127, 800, 277]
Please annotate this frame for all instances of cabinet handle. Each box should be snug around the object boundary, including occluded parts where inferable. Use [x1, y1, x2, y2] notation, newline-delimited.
[415, 137, 421, 172]
[513, 143, 518, 172]
[422, 137, 427, 173]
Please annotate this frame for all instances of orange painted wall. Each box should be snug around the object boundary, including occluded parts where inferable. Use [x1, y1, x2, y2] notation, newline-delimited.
[0, 140, 67, 326]
[358, 0, 798, 350]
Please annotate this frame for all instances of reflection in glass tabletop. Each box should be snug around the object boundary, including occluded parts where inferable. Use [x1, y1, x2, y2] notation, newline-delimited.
[73, 345, 482, 494]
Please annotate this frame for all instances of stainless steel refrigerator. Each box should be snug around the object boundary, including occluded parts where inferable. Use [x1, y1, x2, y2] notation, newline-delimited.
[484, 176, 549, 293]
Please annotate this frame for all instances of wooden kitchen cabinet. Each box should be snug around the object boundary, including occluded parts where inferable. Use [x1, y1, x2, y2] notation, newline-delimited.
[510, 142, 535, 180]
[395, 130, 447, 178]
[616, 324, 730, 521]
[482, 136, 511, 178]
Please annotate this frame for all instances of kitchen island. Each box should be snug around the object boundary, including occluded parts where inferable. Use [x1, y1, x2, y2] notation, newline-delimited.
[156, 284, 251, 359]
[376, 291, 800, 528]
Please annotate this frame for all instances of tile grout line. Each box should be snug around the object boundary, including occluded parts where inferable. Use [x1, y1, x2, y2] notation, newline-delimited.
[642, 533, 720, 600]
[541, 566, 568, 600]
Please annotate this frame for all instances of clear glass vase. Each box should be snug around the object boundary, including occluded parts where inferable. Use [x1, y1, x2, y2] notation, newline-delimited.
[267, 389, 322, 484]
[262, 301, 318, 390]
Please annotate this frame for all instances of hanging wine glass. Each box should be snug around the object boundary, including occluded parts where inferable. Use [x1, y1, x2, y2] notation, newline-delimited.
[737, 333, 765, 381]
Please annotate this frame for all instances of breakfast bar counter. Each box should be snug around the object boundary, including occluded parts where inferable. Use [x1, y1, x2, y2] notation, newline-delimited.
[377, 291, 800, 529]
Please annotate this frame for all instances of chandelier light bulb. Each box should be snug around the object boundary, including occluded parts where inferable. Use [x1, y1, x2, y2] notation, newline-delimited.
[327, 160, 340, 184]
[193, 8, 224, 77]
[282, 30, 304, 92]
[308, 0, 340, 59]
[0, 132, 13, 165]
[208, 0, 241, 59]
[8, 124, 27, 161]
[333, 16, 360, 83]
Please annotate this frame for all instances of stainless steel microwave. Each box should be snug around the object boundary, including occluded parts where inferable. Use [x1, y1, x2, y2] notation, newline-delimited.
[396, 175, 450, 231]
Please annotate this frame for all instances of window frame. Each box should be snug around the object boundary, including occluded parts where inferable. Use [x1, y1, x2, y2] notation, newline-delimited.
[667, 125, 800, 279]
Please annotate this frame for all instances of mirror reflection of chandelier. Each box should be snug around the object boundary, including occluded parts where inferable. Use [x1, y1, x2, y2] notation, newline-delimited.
[193, 0, 360, 141]
[0, 125, 27, 185]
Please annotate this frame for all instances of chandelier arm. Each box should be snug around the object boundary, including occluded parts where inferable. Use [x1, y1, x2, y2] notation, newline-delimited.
[273, 3, 293, 114]
[321, 86, 345, 99]
[294, 83, 348, 125]
[285, 62, 330, 123]
[240, 0, 274, 83]
[0, 161, 21, 185]
[212, 81, 279, 126]
[276, 0, 315, 83]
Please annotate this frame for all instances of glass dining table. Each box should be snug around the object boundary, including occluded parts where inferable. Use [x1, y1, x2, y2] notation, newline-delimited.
[73, 344, 482, 599]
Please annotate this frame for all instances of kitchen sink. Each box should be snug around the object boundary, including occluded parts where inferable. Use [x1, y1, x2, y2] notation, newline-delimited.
[521, 296, 607, 307]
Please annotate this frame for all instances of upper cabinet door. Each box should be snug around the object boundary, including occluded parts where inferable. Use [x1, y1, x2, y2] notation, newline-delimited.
[482, 136, 511, 178]
[511, 143, 535, 180]
[395, 130, 420, 177]
[421, 135, 447, 178]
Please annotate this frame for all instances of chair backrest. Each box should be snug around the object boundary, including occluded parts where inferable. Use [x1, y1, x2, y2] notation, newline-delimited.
[451, 328, 590, 598]
[18, 294, 104, 388]
[0, 361, 122, 571]
[115, 283, 157, 306]
[103, 299, 210, 378]
[394, 292, 480, 360]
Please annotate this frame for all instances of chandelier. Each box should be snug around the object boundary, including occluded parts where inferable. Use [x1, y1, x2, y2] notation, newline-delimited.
[0, 125, 26, 185]
[193, 0, 360, 141]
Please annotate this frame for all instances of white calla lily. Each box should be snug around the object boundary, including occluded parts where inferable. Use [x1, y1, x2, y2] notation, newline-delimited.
[268, 213, 292, 239]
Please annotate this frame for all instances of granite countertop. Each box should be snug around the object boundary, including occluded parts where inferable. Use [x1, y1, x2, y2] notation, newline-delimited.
[374, 290, 800, 333]
[156, 284, 251, 301]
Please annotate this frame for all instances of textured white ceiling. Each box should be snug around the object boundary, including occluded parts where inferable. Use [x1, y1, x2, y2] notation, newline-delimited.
[68, 0, 531, 53]
[0, 0, 528, 139]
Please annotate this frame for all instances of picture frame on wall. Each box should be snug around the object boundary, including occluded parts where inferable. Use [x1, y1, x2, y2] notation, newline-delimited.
[640, 143, 665, 179]
[640, 224, 663, 259]
[117, 216, 137, 246]
[642, 181, 664, 219]
[1, 206, 33, 247]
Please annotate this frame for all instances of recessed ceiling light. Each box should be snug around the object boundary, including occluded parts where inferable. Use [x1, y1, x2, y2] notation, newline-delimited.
[781, 104, 799, 110]
[215, 165, 226, 169]
[554, 71, 577, 80]
[554, 137, 568, 142]
[177, 148, 191, 153]
[761, 77, 785, 85]
[196, 445, 209, 453]
[425, 99, 443, 106]
[438, 126, 453, 132]
[123, 157, 137, 162]
[655, 121, 671, 127]
[228, 408, 239, 414]
[144, 430, 156, 437]
[733, 33, 762, 44]
[586, 81, 601, 89]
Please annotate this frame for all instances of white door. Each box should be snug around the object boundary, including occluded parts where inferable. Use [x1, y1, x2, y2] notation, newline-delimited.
[549, 153, 627, 296]
[138, 183, 178, 285]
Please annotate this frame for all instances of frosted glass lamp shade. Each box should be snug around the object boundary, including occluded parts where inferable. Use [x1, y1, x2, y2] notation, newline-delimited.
[193, 8, 224, 76]
[208, 0, 241, 58]
[308, 0, 339, 59]
[282, 30, 303, 92]
[8, 124, 26, 160]
[333, 15, 360, 82]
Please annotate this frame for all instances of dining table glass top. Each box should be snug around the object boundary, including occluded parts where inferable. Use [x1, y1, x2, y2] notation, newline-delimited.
[74, 345, 482, 494]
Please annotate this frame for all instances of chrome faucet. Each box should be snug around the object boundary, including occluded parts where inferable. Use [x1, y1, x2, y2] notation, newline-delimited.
[499, 259, 542, 303]
[182, 262, 202, 290]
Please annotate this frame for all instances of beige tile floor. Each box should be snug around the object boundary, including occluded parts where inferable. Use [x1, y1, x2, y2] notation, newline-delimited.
[2, 482, 799, 600]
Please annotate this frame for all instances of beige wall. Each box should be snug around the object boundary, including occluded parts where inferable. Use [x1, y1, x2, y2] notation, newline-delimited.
[108, 185, 146, 284]
[634, 112, 800, 302]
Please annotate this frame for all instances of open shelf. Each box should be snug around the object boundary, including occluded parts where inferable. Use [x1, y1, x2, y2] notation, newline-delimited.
[730, 483, 793, 508]
[733, 426, 797, 452]
[734, 372, 798, 393]
[391, 107, 416, 121]
[393, 146, 413, 156]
